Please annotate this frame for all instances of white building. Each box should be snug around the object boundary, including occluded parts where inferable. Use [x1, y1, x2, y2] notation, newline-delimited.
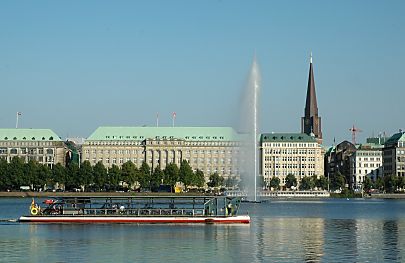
[260, 133, 324, 188]
[349, 143, 383, 189]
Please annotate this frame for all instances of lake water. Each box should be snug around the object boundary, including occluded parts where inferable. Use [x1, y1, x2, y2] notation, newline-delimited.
[1, 197, 405, 262]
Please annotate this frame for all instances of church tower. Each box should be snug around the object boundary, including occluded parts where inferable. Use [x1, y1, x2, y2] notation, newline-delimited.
[301, 53, 322, 144]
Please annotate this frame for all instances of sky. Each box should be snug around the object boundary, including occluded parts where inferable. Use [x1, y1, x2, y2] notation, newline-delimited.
[0, 0, 404, 146]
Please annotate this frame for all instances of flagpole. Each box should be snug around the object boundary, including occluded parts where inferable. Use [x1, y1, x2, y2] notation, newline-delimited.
[16, 112, 19, 128]
[172, 112, 176, 127]
[156, 112, 159, 127]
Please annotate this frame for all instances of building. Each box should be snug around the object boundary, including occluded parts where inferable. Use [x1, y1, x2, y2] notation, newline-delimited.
[0, 128, 66, 167]
[301, 54, 322, 144]
[349, 143, 383, 189]
[325, 141, 357, 188]
[260, 133, 324, 188]
[383, 131, 405, 177]
[82, 126, 242, 180]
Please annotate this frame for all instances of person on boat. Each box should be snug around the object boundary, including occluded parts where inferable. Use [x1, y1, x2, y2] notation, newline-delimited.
[226, 202, 233, 216]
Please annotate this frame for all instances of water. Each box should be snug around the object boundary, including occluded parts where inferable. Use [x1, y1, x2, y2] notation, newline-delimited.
[1, 198, 405, 262]
[237, 57, 261, 202]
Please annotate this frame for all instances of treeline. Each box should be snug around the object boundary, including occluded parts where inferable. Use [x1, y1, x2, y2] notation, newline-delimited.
[0, 157, 229, 192]
[363, 175, 405, 193]
[266, 174, 329, 191]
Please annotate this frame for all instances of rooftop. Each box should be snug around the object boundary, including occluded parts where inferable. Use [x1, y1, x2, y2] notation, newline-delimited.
[0, 128, 62, 142]
[86, 126, 240, 142]
[260, 133, 317, 143]
[385, 132, 405, 146]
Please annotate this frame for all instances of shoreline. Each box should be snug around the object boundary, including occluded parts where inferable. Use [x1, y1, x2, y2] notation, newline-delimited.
[2, 191, 405, 199]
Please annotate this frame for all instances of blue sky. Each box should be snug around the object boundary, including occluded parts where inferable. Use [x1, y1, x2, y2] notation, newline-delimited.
[0, 0, 404, 146]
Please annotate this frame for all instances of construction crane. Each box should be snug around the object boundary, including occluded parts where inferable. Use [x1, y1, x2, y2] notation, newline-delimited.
[349, 124, 362, 145]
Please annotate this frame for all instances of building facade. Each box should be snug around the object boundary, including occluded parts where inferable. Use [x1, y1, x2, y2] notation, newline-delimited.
[260, 133, 324, 188]
[0, 128, 66, 167]
[383, 131, 405, 177]
[349, 143, 383, 189]
[82, 127, 242, 180]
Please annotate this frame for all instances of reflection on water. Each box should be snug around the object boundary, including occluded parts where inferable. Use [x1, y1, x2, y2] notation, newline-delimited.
[1, 198, 405, 262]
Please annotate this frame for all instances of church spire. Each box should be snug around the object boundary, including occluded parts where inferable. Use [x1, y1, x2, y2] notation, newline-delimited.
[302, 53, 322, 143]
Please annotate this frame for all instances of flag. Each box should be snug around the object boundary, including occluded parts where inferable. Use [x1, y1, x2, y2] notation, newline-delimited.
[17, 112, 22, 116]
[172, 112, 176, 118]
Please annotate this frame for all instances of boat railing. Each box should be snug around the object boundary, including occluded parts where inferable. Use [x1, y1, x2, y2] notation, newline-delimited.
[60, 207, 208, 216]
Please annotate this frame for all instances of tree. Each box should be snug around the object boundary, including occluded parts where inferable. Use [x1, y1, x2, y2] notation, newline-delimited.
[151, 166, 164, 190]
[121, 161, 138, 188]
[164, 163, 179, 186]
[285, 173, 297, 189]
[9, 157, 25, 189]
[0, 158, 9, 190]
[384, 175, 398, 193]
[299, 176, 315, 190]
[79, 161, 93, 190]
[331, 172, 345, 191]
[37, 164, 51, 190]
[93, 161, 108, 191]
[207, 172, 224, 188]
[107, 164, 121, 190]
[269, 176, 280, 190]
[193, 169, 206, 188]
[363, 176, 373, 192]
[316, 176, 329, 190]
[65, 162, 80, 190]
[52, 163, 67, 189]
[375, 177, 384, 191]
[139, 162, 151, 189]
[179, 160, 194, 188]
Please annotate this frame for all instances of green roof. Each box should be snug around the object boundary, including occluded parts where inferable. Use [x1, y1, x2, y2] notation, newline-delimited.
[357, 143, 384, 150]
[260, 133, 317, 143]
[0, 128, 62, 141]
[385, 132, 405, 146]
[87, 126, 240, 141]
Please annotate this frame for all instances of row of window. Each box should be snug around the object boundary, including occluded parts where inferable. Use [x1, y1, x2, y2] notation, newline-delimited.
[263, 149, 319, 155]
[262, 143, 318, 148]
[85, 149, 237, 155]
[264, 163, 317, 169]
[263, 171, 317, 177]
[0, 148, 54, 155]
[2, 136, 54, 141]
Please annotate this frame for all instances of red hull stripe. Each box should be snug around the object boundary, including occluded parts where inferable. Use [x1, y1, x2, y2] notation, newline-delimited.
[19, 216, 250, 224]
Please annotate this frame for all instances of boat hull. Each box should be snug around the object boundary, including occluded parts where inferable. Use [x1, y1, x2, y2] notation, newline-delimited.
[19, 215, 250, 224]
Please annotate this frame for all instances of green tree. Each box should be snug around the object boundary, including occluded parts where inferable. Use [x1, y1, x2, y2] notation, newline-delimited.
[108, 164, 121, 190]
[151, 166, 164, 190]
[300, 176, 315, 190]
[139, 162, 151, 189]
[331, 172, 345, 191]
[269, 176, 280, 190]
[52, 163, 67, 189]
[363, 176, 373, 192]
[0, 158, 9, 190]
[179, 160, 194, 188]
[207, 172, 224, 188]
[79, 161, 93, 190]
[164, 163, 179, 186]
[376, 177, 384, 191]
[285, 173, 297, 189]
[121, 161, 138, 188]
[93, 161, 108, 190]
[193, 169, 206, 188]
[9, 157, 25, 189]
[65, 162, 80, 190]
[316, 176, 329, 190]
[37, 164, 51, 190]
[24, 160, 39, 188]
[384, 175, 398, 193]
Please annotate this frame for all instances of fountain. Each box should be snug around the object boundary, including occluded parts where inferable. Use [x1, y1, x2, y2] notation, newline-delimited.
[236, 56, 261, 202]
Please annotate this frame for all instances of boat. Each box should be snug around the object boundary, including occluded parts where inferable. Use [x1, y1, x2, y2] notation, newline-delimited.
[18, 196, 250, 224]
